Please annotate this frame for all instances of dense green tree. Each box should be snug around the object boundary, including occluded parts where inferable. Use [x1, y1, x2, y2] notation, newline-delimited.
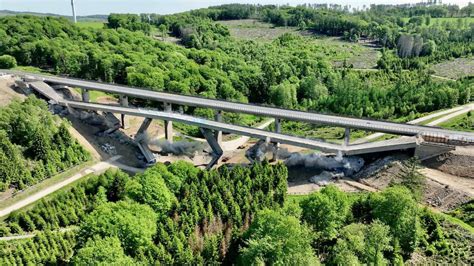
[0, 130, 31, 190]
[73, 236, 136, 265]
[300, 185, 351, 239]
[107, 14, 150, 34]
[0, 54, 17, 68]
[0, 97, 89, 192]
[269, 81, 298, 108]
[298, 76, 328, 102]
[78, 201, 157, 256]
[332, 221, 392, 265]
[239, 209, 319, 265]
[126, 167, 176, 216]
[371, 186, 420, 254]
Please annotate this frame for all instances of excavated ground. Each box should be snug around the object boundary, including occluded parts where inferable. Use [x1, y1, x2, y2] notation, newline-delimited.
[3, 74, 474, 207]
[424, 147, 474, 178]
[0, 75, 25, 106]
[354, 151, 473, 211]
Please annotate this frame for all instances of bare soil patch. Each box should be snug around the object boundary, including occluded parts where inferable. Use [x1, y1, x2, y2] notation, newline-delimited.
[424, 148, 474, 178]
[423, 177, 472, 211]
[218, 19, 298, 41]
[356, 155, 472, 211]
[431, 57, 474, 80]
[420, 168, 474, 197]
[0, 75, 26, 106]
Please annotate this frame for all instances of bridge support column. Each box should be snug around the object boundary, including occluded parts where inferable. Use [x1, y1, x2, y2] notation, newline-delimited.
[134, 118, 156, 165]
[272, 118, 281, 161]
[120, 95, 129, 129]
[344, 128, 351, 147]
[81, 88, 90, 103]
[214, 110, 223, 145]
[137, 118, 152, 138]
[164, 103, 173, 143]
[201, 128, 223, 169]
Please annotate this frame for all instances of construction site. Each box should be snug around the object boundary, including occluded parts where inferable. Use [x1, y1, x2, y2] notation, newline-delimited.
[1, 72, 473, 216]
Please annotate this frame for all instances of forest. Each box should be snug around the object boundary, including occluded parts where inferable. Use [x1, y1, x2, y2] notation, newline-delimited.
[0, 97, 90, 192]
[0, 161, 288, 264]
[0, 6, 472, 127]
[0, 3, 473, 265]
[0, 161, 470, 264]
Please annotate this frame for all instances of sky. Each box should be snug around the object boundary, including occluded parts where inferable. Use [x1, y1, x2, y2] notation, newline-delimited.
[0, 0, 471, 16]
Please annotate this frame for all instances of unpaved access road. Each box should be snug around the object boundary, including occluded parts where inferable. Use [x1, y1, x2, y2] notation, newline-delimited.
[0, 156, 122, 218]
[419, 167, 474, 197]
[0, 227, 77, 241]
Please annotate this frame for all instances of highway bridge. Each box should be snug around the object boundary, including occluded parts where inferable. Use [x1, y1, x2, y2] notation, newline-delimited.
[4, 70, 474, 143]
[4, 70, 474, 168]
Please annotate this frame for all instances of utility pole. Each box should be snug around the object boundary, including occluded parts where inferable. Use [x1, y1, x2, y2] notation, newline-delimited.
[71, 0, 77, 23]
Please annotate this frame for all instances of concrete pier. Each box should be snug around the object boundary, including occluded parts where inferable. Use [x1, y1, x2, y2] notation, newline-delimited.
[344, 128, 351, 146]
[164, 102, 173, 143]
[272, 118, 282, 161]
[215, 110, 223, 145]
[120, 95, 129, 129]
[82, 88, 90, 103]
[201, 128, 223, 169]
[137, 118, 152, 137]
[135, 118, 155, 164]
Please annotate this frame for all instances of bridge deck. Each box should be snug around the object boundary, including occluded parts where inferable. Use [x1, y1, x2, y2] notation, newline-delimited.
[22, 80, 419, 156]
[4, 70, 474, 143]
[66, 100, 418, 156]
[29, 81, 61, 103]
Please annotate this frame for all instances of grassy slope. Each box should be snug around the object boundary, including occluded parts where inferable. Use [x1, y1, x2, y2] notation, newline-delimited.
[0, 161, 96, 213]
[71, 88, 112, 102]
[430, 17, 474, 26]
[439, 112, 474, 132]
[431, 57, 474, 80]
[76, 21, 105, 29]
[401, 16, 474, 26]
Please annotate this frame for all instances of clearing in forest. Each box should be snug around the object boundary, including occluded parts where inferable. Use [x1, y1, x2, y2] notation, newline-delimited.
[431, 57, 474, 80]
[76, 21, 105, 29]
[218, 19, 298, 41]
[218, 19, 380, 69]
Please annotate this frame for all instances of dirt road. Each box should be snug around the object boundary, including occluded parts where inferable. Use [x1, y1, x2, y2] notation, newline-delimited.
[0, 156, 122, 218]
[419, 168, 474, 197]
[0, 75, 25, 106]
[0, 227, 77, 241]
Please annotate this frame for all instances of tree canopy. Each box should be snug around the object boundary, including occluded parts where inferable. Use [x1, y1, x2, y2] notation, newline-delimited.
[239, 209, 319, 265]
[0, 97, 90, 191]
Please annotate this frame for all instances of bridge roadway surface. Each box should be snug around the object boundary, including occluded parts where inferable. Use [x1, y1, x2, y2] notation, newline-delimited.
[26, 81, 418, 156]
[64, 100, 419, 156]
[5, 70, 474, 143]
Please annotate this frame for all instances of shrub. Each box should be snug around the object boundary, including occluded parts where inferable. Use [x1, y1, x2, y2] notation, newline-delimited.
[0, 55, 17, 69]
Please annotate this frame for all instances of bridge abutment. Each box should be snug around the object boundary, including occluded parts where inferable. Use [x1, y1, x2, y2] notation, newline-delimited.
[414, 141, 455, 161]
